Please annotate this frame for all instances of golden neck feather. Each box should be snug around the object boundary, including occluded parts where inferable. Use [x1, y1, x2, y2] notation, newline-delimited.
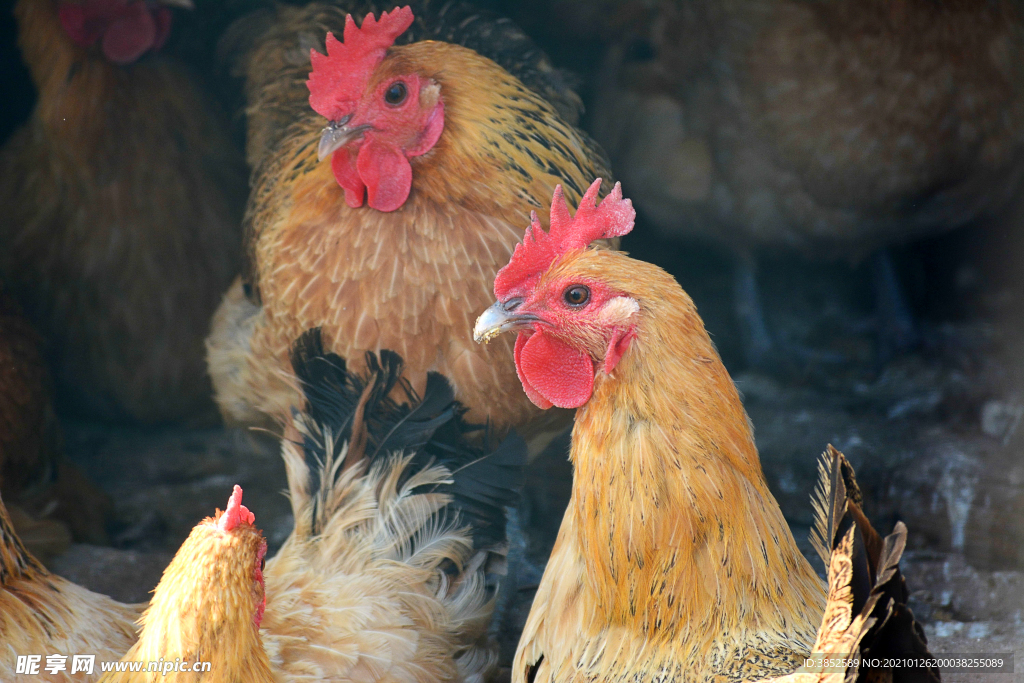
[567, 253, 824, 644]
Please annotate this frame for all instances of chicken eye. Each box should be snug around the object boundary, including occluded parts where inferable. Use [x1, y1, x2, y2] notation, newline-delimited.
[384, 81, 408, 105]
[563, 285, 590, 307]
[260, 556, 266, 571]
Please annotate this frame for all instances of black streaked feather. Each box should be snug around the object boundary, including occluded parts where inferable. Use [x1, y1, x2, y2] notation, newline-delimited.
[809, 445, 940, 682]
[289, 328, 526, 551]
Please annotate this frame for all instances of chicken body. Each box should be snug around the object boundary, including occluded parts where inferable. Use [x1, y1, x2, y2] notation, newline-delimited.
[264, 451, 496, 683]
[99, 486, 273, 683]
[474, 183, 826, 682]
[0, 285, 111, 557]
[592, 0, 1024, 260]
[208, 2, 611, 451]
[0, 286, 59, 506]
[0, 0, 246, 423]
[0, 491, 140, 683]
[260, 332, 525, 683]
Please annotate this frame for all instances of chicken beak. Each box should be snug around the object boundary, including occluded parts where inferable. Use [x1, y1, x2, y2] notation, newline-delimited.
[473, 300, 539, 344]
[158, 0, 195, 9]
[318, 116, 373, 160]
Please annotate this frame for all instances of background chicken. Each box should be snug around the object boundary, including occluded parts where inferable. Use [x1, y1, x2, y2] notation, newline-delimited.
[207, 1, 613, 457]
[0, 0, 248, 424]
[587, 0, 1024, 363]
[474, 180, 827, 681]
[99, 485, 273, 683]
[260, 329, 525, 682]
[0, 283, 110, 558]
[0, 488, 139, 682]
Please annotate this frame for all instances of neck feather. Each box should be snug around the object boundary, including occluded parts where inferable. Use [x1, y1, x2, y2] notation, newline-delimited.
[568, 267, 824, 649]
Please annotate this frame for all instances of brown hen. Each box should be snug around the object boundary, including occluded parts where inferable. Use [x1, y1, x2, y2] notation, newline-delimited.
[0, 284, 109, 556]
[590, 0, 1024, 361]
[0, 0, 246, 423]
[207, 2, 612, 454]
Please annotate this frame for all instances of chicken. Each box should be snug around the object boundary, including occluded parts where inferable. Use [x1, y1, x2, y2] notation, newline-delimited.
[207, 2, 613, 455]
[0, 0, 247, 424]
[0, 488, 140, 682]
[0, 284, 110, 557]
[0, 285, 60, 516]
[473, 179, 826, 682]
[588, 0, 1024, 362]
[98, 485, 274, 683]
[259, 329, 526, 682]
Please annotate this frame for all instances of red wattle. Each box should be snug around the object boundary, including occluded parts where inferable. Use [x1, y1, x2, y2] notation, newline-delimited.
[514, 334, 552, 409]
[101, 1, 156, 65]
[516, 331, 595, 409]
[357, 140, 413, 212]
[331, 149, 366, 208]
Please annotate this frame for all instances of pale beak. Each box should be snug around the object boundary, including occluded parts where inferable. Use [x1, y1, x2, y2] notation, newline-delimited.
[158, 0, 195, 9]
[473, 299, 539, 344]
[318, 115, 373, 160]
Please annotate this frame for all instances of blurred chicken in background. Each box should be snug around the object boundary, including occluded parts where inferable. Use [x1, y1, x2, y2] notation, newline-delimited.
[0, 0, 248, 424]
[588, 0, 1024, 366]
[0, 284, 110, 559]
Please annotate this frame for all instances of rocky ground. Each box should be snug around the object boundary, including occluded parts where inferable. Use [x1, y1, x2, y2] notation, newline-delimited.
[44, 221, 1024, 680]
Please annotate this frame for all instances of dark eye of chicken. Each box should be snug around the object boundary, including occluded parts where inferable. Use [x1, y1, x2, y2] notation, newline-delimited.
[385, 82, 407, 105]
[564, 285, 589, 307]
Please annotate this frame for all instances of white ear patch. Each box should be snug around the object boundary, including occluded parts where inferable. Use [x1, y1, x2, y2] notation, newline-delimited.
[421, 82, 441, 108]
[597, 296, 640, 326]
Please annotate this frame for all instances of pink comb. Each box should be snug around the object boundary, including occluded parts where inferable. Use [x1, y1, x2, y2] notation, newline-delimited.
[218, 485, 255, 532]
[494, 179, 635, 300]
[307, 6, 415, 121]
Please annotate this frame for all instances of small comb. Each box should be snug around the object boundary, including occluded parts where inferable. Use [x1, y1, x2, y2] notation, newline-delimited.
[493, 179, 634, 300]
[307, 6, 415, 121]
[218, 485, 255, 532]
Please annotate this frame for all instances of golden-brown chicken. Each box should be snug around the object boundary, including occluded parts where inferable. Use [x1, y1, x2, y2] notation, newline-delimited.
[474, 180, 826, 682]
[259, 330, 525, 682]
[0, 488, 140, 682]
[98, 485, 274, 683]
[590, 0, 1024, 361]
[0, 0, 246, 424]
[207, 2, 612, 454]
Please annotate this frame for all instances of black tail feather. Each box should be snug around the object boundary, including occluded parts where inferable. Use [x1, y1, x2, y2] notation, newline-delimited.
[289, 328, 526, 552]
[810, 445, 940, 683]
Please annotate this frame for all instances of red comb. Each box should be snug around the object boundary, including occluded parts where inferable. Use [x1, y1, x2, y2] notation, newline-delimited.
[307, 6, 415, 121]
[219, 485, 255, 532]
[493, 179, 634, 300]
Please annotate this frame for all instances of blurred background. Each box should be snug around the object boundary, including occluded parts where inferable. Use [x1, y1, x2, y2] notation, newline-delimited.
[1, 0, 1022, 678]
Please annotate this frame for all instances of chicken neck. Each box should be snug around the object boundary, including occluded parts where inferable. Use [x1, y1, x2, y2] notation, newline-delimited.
[568, 267, 825, 655]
